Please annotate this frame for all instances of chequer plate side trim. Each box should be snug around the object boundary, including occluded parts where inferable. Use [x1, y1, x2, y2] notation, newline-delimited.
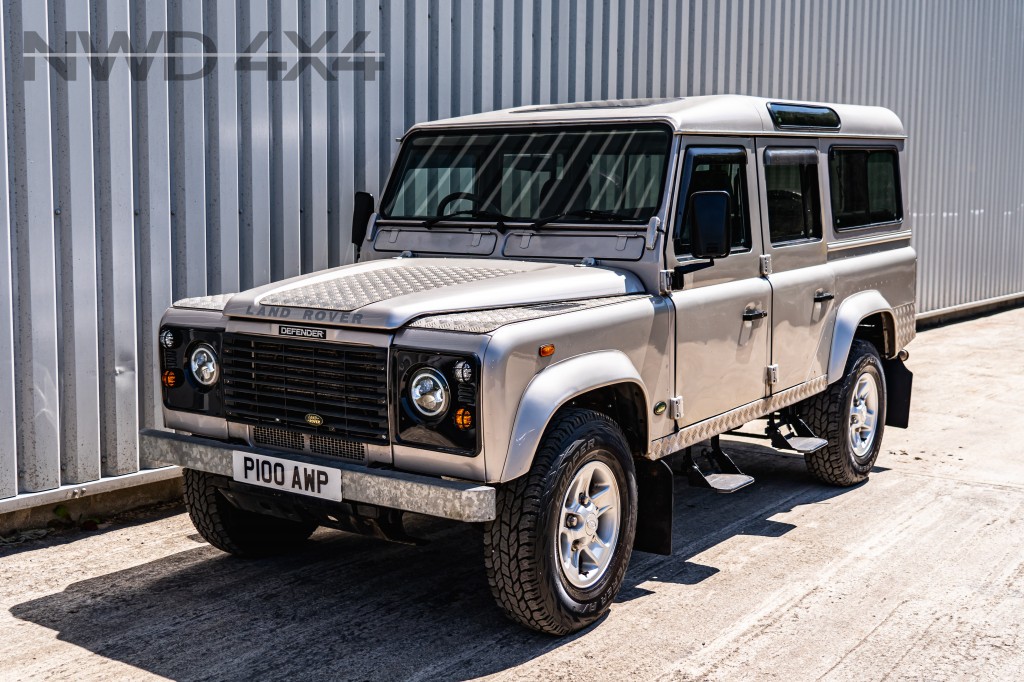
[646, 376, 828, 460]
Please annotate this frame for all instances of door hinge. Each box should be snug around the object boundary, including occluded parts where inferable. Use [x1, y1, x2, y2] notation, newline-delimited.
[760, 254, 773, 276]
[670, 396, 684, 420]
[766, 364, 779, 385]
[659, 269, 674, 294]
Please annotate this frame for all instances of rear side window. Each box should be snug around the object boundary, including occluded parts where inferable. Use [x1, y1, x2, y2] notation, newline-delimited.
[764, 148, 822, 244]
[828, 147, 902, 229]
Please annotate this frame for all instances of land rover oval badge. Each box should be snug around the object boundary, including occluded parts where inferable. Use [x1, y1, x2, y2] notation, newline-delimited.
[305, 413, 324, 427]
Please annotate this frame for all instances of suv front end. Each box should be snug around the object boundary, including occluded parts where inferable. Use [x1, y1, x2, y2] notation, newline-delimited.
[145, 303, 498, 530]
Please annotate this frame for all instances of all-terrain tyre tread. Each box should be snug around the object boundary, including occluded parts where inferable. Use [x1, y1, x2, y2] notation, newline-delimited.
[182, 469, 316, 557]
[800, 340, 886, 486]
[483, 408, 635, 635]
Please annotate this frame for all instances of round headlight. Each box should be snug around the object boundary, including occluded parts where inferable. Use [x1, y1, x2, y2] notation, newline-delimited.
[189, 343, 220, 387]
[408, 368, 450, 418]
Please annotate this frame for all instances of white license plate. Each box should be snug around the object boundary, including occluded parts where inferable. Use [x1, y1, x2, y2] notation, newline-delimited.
[232, 451, 343, 502]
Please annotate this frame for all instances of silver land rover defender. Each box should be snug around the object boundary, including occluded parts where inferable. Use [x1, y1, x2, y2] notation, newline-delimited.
[143, 96, 916, 635]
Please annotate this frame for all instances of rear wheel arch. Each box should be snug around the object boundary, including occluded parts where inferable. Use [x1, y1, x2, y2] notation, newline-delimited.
[854, 311, 897, 358]
[827, 291, 898, 384]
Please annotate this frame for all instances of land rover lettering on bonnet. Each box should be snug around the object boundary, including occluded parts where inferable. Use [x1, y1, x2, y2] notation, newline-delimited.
[145, 96, 916, 635]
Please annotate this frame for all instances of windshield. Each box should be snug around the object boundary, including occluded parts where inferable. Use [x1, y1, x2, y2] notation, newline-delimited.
[380, 124, 673, 225]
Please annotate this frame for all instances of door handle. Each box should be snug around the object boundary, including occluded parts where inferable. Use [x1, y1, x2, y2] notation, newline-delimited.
[813, 291, 835, 303]
[742, 308, 768, 321]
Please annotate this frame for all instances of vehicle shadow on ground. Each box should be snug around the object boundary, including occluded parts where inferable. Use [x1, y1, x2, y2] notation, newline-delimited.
[10, 439, 865, 682]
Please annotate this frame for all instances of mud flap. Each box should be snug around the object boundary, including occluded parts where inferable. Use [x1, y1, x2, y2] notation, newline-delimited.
[633, 458, 673, 556]
[883, 356, 913, 428]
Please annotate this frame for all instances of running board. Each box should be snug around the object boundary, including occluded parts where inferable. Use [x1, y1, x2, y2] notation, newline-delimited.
[698, 472, 756, 493]
[768, 415, 828, 454]
[777, 435, 828, 453]
[682, 436, 754, 493]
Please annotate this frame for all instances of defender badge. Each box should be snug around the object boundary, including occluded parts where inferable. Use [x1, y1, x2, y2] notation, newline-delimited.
[305, 413, 324, 426]
[279, 325, 327, 339]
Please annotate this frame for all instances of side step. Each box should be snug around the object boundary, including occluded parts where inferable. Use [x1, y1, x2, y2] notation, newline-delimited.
[682, 436, 754, 493]
[767, 415, 828, 454]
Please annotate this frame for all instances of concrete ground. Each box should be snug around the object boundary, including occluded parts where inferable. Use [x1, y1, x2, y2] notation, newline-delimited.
[2, 308, 1023, 681]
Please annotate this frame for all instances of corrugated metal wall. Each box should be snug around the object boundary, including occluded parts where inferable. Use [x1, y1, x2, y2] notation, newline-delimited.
[1, 0, 1022, 508]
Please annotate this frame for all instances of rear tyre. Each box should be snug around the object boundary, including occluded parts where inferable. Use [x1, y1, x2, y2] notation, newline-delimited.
[483, 408, 638, 635]
[801, 340, 887, 486]
[182, 469, 317, 557]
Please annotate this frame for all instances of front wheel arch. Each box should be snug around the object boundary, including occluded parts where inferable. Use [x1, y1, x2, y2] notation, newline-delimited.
[500, 351, 650, 482]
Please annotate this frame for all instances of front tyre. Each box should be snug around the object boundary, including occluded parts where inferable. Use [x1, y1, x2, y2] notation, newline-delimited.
[801, 340, 887, 486]
[182, 469, 317, 557]
[484, 409, 638, 635]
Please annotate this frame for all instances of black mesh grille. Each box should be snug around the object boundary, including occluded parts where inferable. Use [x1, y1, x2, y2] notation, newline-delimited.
[310, 435, 366, 461]
[252, 426, 304, 451]
[222, 333, 389, 443]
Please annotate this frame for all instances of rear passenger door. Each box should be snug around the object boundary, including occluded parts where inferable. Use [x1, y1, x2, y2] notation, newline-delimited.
[755, 140, 836, 392]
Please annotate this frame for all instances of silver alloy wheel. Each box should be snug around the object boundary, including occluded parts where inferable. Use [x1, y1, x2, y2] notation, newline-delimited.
[849, 372, 879, 459]
[557, 460, 621, 589]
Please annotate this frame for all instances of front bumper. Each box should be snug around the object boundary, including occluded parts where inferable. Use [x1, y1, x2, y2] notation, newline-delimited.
[139, 429, 496, 522]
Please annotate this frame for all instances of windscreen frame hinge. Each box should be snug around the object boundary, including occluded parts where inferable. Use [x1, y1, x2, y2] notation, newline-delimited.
[645, 216, 663, 250]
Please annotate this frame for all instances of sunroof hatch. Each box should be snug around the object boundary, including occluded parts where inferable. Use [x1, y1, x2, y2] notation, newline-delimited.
[767, 102, 841, 130]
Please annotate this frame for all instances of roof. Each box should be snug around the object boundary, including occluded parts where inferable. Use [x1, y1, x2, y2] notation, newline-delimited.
[410, 95, 906, 139]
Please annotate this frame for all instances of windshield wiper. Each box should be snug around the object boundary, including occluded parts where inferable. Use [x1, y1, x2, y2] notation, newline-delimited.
[529, 208, 640, 230]
[423, 209, 512, 228]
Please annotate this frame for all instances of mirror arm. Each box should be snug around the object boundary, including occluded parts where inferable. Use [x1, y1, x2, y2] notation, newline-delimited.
[353, 212, 379, 261]
[671, 260, 715, 289]
[351, 191, 376, 260]
[366, 212, 379, 242]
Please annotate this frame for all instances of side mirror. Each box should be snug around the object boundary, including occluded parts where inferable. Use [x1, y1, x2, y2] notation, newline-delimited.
[688, 190, 732, 260]
[352, 191, 375, 247]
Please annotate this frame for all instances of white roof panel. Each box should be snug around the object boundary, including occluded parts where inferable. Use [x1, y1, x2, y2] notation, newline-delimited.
[409, 95, 905, 139]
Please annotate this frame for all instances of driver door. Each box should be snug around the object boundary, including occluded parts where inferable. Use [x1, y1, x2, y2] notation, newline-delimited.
[670, 140, 771, 427]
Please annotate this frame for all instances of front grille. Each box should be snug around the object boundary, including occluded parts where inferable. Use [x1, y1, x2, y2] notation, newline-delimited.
[222, 333, 389, 443]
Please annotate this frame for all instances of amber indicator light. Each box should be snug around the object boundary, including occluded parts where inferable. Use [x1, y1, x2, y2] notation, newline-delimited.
[539, 344, 556, 357]
[161, 369, 182, 388]
[454, 408, 473, 430]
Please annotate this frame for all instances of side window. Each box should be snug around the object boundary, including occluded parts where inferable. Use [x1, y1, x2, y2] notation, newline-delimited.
[828, 147, 903, 229]
[674, 149, 751, 256]
[764, 148, 822, 244]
